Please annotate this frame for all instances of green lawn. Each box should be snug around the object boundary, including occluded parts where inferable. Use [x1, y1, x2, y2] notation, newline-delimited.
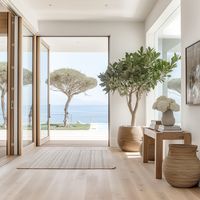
[0, 123, 91, 131]
[49, 123, 90, 130]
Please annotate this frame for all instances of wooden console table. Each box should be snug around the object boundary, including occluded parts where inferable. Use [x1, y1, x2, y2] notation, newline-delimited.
[143, 128, 191, 179]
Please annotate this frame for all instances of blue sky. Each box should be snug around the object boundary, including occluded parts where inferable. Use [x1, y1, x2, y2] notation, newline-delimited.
[0, 51, 109, 106]
[49, 52, 108, 106]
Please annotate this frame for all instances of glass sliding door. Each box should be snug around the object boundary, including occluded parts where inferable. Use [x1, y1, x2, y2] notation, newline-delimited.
[0, 12, 8, 157]
[40, 42, 49, 140]
[22, 26, 33, 146]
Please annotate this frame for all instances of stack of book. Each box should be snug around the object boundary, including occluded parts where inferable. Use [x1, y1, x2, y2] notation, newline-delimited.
[149, 120, 162, 130]
[158, 125, 182, 132]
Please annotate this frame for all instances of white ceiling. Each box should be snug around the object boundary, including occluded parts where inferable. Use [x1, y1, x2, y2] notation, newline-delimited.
[13, 0, 157, 21]
[0, 3, 7, 11]
[42, 37, 108, 52]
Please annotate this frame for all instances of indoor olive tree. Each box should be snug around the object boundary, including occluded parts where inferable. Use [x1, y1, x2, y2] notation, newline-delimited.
[99, 47, 180, 126]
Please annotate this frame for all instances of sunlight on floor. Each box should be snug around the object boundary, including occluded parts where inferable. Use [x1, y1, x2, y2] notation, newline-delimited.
[49, 123, 108, 141]
[49, 130, 108, 141]
[124, 152, 141, 159]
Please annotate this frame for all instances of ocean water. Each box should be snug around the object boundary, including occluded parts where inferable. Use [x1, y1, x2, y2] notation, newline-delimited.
[44, 105, 108, 124]
[0, 105, 108, 125]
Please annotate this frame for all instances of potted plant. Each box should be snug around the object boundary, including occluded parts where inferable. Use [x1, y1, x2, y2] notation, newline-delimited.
[98, 47, 180, 151]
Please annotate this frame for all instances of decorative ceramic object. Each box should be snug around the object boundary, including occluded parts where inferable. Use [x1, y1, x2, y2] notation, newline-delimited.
[152, 96, 180, 125]
[118, 126, 143, 152]
[161, 109, 175, 126]
[163, 144, 200, 188]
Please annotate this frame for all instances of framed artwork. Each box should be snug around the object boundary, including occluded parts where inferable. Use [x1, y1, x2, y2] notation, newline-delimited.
[185, 40, 200, 104]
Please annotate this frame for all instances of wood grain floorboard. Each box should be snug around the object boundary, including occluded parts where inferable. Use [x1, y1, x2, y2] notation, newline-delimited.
[42, 140, 108, 147]
[0, 147, 6, 158]
[17, 149, 115, 169]
[0, 147, 199, 200]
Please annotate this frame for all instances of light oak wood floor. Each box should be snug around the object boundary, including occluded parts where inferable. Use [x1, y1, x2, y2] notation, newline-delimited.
[0, 147, 199, 200]
[42, 140, 108, 147]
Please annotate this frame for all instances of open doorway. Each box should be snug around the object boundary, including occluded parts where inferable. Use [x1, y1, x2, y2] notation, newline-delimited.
[41, 37, 109, 147]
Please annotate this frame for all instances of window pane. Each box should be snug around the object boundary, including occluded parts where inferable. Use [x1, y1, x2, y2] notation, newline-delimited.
[155, 10, 181, 124]
[22, 26, 33, 146]
[158, 39, 181, 123]
[0, 13, 8, 157]
[40, 43, 49, 139]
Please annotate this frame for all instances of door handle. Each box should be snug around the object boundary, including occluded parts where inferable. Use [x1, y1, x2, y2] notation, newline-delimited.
[11, 100, 14, 110]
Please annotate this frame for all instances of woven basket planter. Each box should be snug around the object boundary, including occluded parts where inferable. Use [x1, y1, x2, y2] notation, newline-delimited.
[163, 144, 200, 188]
[118, 126, 143, 152]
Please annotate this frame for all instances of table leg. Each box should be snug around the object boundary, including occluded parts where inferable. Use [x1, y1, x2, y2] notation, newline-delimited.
[155, 134, 163, 179]
[184, 133, 192, 144]
[143, 134, 149, 163]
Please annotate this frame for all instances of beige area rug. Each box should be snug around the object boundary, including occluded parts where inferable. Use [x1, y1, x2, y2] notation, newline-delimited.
[17, 149, 116, 170]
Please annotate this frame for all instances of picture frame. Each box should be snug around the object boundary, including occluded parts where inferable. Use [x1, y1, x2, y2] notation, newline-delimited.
[185, 40, 200, 105]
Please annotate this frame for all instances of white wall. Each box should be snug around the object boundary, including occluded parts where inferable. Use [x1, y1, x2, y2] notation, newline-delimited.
[181, 0, 200, 157]
[5, 0, 38, 32]
[39, 21, 145, 147]
[145, 0, 172, 32]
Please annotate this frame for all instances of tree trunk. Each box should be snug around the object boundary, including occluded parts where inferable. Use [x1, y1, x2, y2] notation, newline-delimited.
[1, 90, 6, 128]
[126, 91, 140, 127]
[63, 97, 72, 127]
[28, 106, 32, 127]
[131, 96, 139, 126]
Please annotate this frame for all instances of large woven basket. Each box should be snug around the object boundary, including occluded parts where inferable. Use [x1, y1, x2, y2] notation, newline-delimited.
[118, 126, 143, 152]
[163, 144, 200, 188]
